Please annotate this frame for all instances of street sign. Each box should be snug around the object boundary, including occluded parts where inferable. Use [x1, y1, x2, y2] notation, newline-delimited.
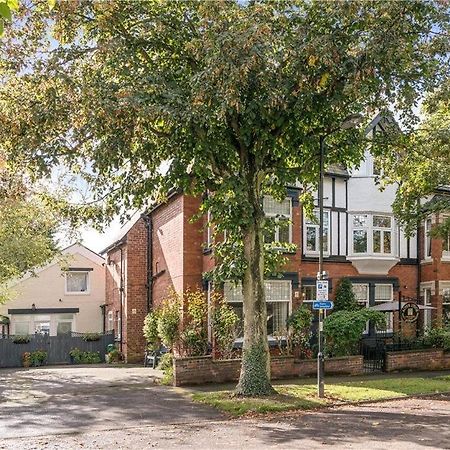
[313, 301, 334, 310]
[316, 280, 329, 301]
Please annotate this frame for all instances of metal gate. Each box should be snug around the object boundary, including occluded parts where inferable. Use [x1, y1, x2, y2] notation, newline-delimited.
[360, 338, 386, 372]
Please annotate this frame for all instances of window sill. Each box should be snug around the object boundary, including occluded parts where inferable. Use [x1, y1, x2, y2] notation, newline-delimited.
[347, 255, 399, 275]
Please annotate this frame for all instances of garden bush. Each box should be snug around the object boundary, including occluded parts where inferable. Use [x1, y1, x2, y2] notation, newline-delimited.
[69, 348, 102, 364]
[143, 310, 160, 351]
[422, 327, 450, 351]
[22, 350, 47, 367]
[324, 309, 385, 356]
[334, 278, 359, 312]
[210, 295, 239, 359]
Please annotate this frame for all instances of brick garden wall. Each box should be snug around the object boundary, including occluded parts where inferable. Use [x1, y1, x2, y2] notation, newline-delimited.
[385, 348, 450, 372]
[173, 355, 363, 386]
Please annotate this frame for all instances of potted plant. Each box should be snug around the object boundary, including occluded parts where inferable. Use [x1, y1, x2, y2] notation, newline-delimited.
[22, 352, 31, 368]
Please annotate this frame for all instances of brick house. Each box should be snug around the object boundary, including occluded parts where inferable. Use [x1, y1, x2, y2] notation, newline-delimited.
[102, 118, 450, 363]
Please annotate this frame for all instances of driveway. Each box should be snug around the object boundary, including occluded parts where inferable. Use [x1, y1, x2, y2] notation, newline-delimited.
[0, 366, 449, 449]
[0, 366, 224, 440]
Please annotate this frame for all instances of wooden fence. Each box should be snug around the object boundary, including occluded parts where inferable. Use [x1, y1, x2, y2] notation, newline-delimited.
[0, 332, 115, 368]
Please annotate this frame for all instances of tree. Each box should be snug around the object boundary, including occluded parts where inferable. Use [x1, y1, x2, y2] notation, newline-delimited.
[0, 162, 60, 301]
[0, 1, 448, 395]
[334, 278, 359, 312]
[374, 78, 450, 238]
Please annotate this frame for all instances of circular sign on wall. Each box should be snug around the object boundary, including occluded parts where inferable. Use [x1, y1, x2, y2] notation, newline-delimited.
[401, 302, 420, 323]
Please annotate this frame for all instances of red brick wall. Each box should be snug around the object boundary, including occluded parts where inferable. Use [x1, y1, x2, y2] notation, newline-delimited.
[173, 355, 363, 386]
[125, 218, 149, 363]
[385, 348, 448, 372]
[295, 355, 363, 377]
[152, 194, 184, 306]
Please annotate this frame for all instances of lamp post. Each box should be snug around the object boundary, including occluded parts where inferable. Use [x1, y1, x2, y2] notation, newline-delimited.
[317, 113, 363, 399]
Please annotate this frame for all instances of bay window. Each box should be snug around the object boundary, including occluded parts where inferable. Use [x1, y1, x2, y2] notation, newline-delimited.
[305, 210, 329, 254]
[352, 215, 368, 253]
[351, 213, 395, 255]
[443, 288, 450, 328]
[263, 196, 292, 244]
[224, 279, 291, 338]
[352, 283, 369, 334]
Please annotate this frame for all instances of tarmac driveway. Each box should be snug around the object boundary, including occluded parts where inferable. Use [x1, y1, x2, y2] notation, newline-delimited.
[0, 365, 224, 440]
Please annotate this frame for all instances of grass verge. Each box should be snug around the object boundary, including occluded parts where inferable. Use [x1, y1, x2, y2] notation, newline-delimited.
[191, 375, 450, 416]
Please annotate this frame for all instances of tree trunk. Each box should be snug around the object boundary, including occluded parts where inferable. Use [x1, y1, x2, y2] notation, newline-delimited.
[235, 197, 275, 396]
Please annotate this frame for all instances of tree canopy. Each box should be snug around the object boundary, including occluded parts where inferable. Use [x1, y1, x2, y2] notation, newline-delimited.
[0, 161, 60, 302]
[0, 0, 448, 395]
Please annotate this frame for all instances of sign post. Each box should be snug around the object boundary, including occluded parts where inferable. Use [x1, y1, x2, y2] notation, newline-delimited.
[316, 279, 330, 398]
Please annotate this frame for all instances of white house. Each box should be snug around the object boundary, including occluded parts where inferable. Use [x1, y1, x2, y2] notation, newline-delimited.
[0, 243, 105, 337]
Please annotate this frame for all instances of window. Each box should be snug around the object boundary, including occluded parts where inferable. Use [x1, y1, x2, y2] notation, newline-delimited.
[14, 322, 30, 336]
[56, 313, 74, 336]
[206, 210, 213, 248]
[443, 288, 450, 328]
[423, 288, 432, 329]
[107, 311, 114, 331]
[352, 215, 368, 253]
[351, 213, 394, 255]
[374, 284, 393, 332]
[373, 216, 392, 254]
[425, 218, 432, 259]
[224, 280, 291, 338]
[66, 271, 89, 293]
[115, 311, 121, 340]
[263, 196, 292, 244]
[441, 215, 450, 257]
[352, 283, 369, 333]
[305, 210, 329, 254]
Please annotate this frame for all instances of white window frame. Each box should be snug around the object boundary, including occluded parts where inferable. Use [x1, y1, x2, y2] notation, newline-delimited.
[423, 287, 433, 329]
[372, 215, 393, 255]
[65, 271, 90, 295]
[350, 213, 395, 256]
[263, 196, 292, 245]
[304, 210, 330, 256]
[440, 215, 450, 260]
[224, 279, 292, 339]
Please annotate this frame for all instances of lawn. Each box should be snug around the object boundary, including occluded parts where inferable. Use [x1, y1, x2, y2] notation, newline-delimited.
[191, 375, 450, 416]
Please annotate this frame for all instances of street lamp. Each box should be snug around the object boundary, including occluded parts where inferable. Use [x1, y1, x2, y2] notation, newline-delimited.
[317, 113, 364, 399]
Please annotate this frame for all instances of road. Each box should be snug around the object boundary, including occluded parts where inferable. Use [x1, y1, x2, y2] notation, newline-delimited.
[0, 366, 449, 449]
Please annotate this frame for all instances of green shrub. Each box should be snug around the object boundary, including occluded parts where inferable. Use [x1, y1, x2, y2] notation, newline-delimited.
[143, 310, 160, 351]
[13, 335, 30, 344]
[69, 348, 102, 364]
[107, 349, 124, 363]
[423, 327, 450, 351]
[157, 352, 173, 385]
[334, 278, 359, 312]
[157, 292, 181, 351]
[287, 305, 313, 356]
[81, 332, 101, 342]
[211, 295, 239, 359]
[180, 289, 209, 356]
[324, 309, 385, 356]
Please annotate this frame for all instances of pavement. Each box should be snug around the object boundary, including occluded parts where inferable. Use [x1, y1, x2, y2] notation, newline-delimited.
[0, 366, 449, 449]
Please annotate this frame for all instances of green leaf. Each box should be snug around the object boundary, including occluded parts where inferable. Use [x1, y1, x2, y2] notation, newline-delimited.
[0, 18, 4, 36]
[48, 0, 56, 10]
[6, 0, 18, 11]
[0, 3, 11, 21]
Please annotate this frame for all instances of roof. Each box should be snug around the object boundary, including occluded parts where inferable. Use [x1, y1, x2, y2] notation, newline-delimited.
[6, 243, 104, 288]
[99, 210, 144, 255]
[326, 164, 349, 178]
